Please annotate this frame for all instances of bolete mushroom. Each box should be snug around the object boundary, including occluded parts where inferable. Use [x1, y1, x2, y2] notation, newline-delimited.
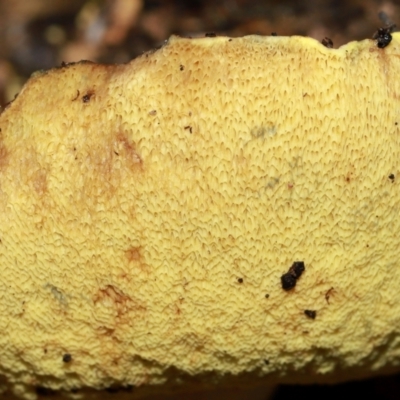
[1, 33, 400, 399]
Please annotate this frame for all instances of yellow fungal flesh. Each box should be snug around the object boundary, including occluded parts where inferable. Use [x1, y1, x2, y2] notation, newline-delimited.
[1, 34, 400, 398]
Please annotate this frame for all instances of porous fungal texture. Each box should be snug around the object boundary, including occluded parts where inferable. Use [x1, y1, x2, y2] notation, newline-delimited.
[1, 33, 400, 398]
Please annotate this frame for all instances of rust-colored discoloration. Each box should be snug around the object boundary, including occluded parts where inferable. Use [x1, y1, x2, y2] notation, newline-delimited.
[125, 245, 150, 275]
[94, 285, 136, 319]
[97, 326, 115, 336]
[0, 130, 8, 170]
[344, 164, 356, 183]
[81, 131, 144, 203]
[32, 169, 47, 195]
[72, 90, 80, 101]
[126, 246, 141, 262]
[114, 132, 143, 170]
[325, 287, 335, 304]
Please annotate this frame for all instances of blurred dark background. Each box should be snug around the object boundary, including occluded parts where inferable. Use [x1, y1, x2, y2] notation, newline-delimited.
[0, 0, 400, 108]
[0, 0, 399, 399]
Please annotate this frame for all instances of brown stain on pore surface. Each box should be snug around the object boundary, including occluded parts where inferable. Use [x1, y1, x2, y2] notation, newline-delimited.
[372, 43, 399, 99]
[32, 169, 47, 195]
[93, 284, 147, 322]
[114, 132, 143, 170]
[126, 246, 141, 262]
[83, 131, 143, 201]
[125, 245, 151, 275]
[0, 131, 8, 209]
[30, 62, 146, 204]
[0, 130, 8, 171]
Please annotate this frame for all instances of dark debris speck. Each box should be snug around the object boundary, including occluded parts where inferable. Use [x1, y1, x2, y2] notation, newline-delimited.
[105, 385, 133, 393]
[36, 387, 56, 396]
[290, 261, 305, 279]
[304, 309, 317, 319]
[62, 353, 72, 363]
[373, 26, 395, 48]
[281, 273, 297, 290]
[281, 261, 305, 291]
[82, 91, 94, 103]
[322, 37, 333, 48]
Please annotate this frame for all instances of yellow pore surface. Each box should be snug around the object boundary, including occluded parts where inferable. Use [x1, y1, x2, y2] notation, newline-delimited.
[1, 34, 400, 395]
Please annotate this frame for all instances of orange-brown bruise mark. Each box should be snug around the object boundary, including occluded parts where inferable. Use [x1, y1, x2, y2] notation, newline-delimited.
[344, 164, 356, 183]
[325, 287, 335, 304]
[94, 284, 140, 319]
[97, 326, 115, 337]
[0, 130, 8, 170]
[175, 297, 184, 315]
[114, 132, 143, 171]
[81, 131, 144, 203]
[32, 169, 47, 195]
[126, 246, 141, 262]
[125, 245, 151, 275]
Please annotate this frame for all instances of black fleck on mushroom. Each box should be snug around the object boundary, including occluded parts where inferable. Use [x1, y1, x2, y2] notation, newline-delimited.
[36, 386, 56, 396]
[289, 261, 305, 279]
[106, 386, 133, 393]
[304, 310, 317, 319]
[281, 261, 305, 291]
[62, 353, 72, 363]
[322, 37, 333, 48]
[373, 26, 395, 48]
[82, 91, 94, 103]
[281, 273, 297, 290]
